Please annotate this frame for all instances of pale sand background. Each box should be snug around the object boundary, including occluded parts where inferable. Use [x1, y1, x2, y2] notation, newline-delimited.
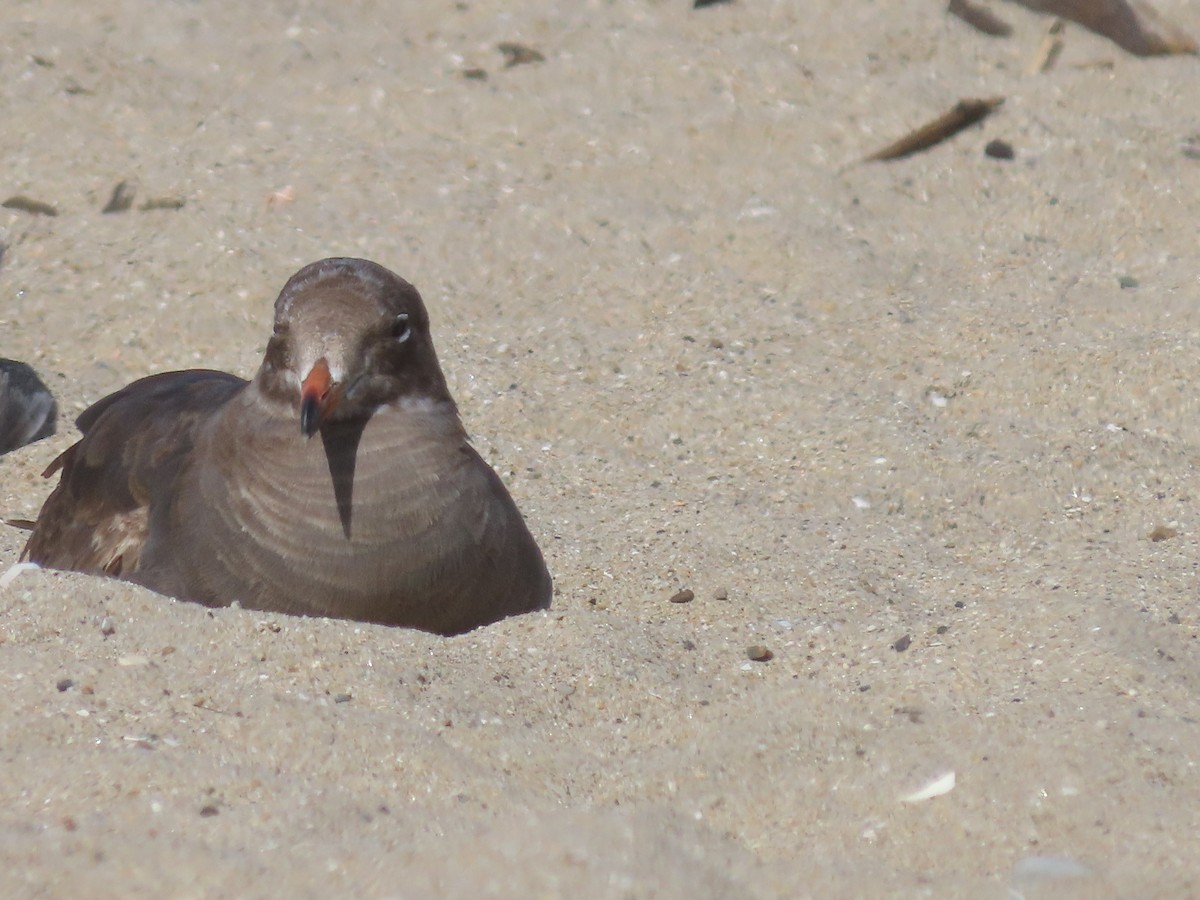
[2, 1, 1199, 897]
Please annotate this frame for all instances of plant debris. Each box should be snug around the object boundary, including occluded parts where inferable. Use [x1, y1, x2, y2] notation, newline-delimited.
[497, 42, 545, 68]
[2, 196, 58, 216]
[948, 0, 1014, 36]
[1007, 0, 1197, 56]
[101, 180, 136, 214]
[865, 97, 1005, 162]
[1027, 17, 1066, 73]
[139, 196, 185, 211]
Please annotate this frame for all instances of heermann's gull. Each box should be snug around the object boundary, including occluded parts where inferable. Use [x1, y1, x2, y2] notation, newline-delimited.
[23, 258, 552, 634]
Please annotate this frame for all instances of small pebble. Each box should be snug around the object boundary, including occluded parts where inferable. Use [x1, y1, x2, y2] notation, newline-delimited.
[669, 588, 694, 604]
[99, 617, 116, 636]
[56, 678, 75, 692]
[713, 587, 729, 601]
[747, 645, 773, 662]
[1118, 274, 1139, 289]
[984, 138, 1014, 160]
[333, 693, 353, 704]
[1148, 525, 1177, 542]
[199, 805, 219, 817]
[892, 634, 912, 652]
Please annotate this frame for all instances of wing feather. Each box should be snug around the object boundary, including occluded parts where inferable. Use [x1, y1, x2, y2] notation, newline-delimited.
[22, 370, 246, 576]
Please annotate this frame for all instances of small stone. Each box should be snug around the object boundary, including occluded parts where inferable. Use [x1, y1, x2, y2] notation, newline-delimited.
[56, 678, 75, 692]
[713, 587, 729, 601]
[984, 138, 1014, 160]
[892, 634, 912, 652]
[1148, 525, 1178, 542]
[199, 805, 219, 817]
[668, 588, 694, 604]
[99, 617, 116, 636]
[333, 693, 352, 704]
[747, 645, 773, 662]
[1118, 274, 1139, 289]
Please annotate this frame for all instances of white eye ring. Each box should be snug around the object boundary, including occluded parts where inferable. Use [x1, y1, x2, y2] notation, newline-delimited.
[391, 314, 411, 343]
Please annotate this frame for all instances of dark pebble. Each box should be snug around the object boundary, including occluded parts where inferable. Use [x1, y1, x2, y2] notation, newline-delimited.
[892, 634, 912, 652]
[747, 645, 773, 662]
[669, 588, 694, 604]
[1118, 275, 1139, 289]
[56, 678, 75, 692]
[984, 138, 1014, 160]
[199, 805, 219, 817]
[334, 693, 353, 704]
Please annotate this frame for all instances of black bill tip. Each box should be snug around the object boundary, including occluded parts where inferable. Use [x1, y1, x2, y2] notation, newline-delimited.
[300, 394, 321, 437]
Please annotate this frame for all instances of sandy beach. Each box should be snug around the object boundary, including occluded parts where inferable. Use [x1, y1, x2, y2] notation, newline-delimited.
[2, 1, 1199, 896]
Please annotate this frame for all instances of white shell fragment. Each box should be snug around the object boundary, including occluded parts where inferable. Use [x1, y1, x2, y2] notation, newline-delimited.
[899, 769, 956, 803]
[0, 561, 40, 590]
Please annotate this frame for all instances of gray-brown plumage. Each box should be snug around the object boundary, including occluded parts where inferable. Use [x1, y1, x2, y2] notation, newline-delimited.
[0, 358, 56, 455]
[23, 258, 552, 634]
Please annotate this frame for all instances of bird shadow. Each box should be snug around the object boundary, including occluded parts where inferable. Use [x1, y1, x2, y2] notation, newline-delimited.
[319, 420, 365, 539]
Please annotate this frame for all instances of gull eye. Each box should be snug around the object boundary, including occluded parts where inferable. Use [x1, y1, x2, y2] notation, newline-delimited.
[391, 313, 411, 343]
